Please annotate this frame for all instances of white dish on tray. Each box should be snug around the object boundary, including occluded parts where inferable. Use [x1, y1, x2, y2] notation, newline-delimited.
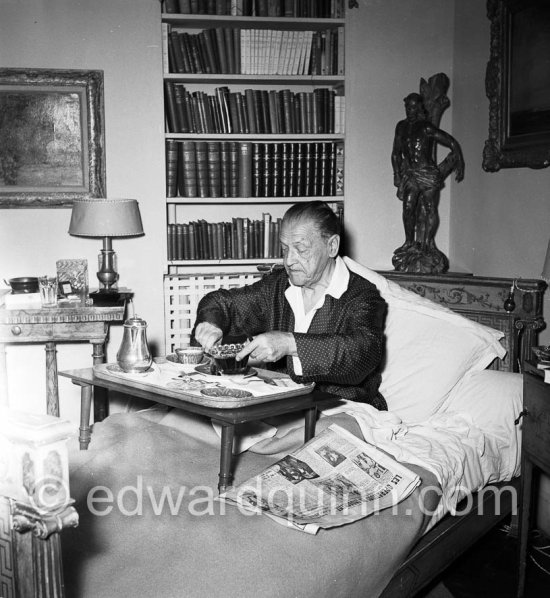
[166, 353, 211, 366]
[194, 363, 257, 378]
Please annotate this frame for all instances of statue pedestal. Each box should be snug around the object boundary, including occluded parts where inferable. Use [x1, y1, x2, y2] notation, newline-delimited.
[0, 408, 78, 598]
[392, 243, 449, 274]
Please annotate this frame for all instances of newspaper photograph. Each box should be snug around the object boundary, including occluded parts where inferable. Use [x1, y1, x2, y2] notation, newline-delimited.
[220, 424, 421, 534]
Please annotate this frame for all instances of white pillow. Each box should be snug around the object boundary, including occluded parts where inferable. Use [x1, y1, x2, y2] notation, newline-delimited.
[439, 369, 523, 479]
[343, 257, 506, 422]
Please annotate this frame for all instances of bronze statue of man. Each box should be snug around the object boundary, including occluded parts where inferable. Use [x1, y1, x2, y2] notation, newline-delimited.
[391, 91, 464, 273]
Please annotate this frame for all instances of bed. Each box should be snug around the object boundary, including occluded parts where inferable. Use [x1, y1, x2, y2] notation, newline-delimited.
[54, 260, 545, 597]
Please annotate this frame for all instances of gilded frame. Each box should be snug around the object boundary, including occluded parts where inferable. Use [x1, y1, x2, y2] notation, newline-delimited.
[483, 0, 550, 171]
[0, 68, 105, 207]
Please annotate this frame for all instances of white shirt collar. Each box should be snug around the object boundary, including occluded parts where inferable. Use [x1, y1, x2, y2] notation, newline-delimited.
[285, 255, 350, 314]
[285, 256, 349, 376]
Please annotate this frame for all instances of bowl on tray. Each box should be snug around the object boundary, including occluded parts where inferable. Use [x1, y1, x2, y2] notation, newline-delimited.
[174, 346, 205, 365]
[208, 342, 249, 375]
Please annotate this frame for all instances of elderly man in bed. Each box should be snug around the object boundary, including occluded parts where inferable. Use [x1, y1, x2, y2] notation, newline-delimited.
[193, 200, 387, 411]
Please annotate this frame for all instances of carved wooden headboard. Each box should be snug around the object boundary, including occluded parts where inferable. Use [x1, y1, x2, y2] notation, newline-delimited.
[382, 271, 547, 372]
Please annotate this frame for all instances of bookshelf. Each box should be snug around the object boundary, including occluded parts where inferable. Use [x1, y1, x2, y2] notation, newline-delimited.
[161, 0, 346, 272]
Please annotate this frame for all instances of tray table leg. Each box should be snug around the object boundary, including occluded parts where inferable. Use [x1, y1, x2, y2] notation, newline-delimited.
[217, 422, 235, 493]
[304, 406, 317, 442]
[76, 383, 93, 450]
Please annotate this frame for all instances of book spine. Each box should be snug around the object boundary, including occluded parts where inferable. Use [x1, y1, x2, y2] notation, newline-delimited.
[169, 31, 185, 73]
[229, 141, 240, 198]
[262, 142, 273, 197]
[182, 224, 190, 260]
[263, 212, 272, 258]
[272, 142, 283, 197]
[303, 141, 313, 196]
[252, 142, 264, 198]
[166, 139, 179, 198]
[188, 222, 196, 259]
[215, 86, 232, 134]
[287, 142, 296, 196]
[201, 29, 218, 74]
[195, 141, 209, 198]
[216, 0, 228, 14]
[267, 90, 280, 134]
[228, 92, 241, 134]
[337, 27, 345, 75]
[179, 32, 194, 73]
[295, 142, 305, 197]
[175, 224, 184, 260]
[164, 80, 180, 133]
[238, 141, 252, 197]
[233, 27, 241, 74]
[319, 141, 329, 196]
[223, 28, 236, 74]
[167, 224, 175, 261]
[207, 141, 221, 197]
[244, 89, 257, 134]
[215, 28, 229, 74]
[180, 141, 197, 197]
[174, 83, 190, 133]
[281, 142, 291, 197]
[335, 140, 344, 196]
[164, 0, 180, 13]
[219, 141, 231, 198]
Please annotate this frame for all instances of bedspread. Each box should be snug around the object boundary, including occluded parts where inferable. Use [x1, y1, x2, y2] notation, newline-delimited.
[320, 401, 521, 528]
[62, 411, 439, 598]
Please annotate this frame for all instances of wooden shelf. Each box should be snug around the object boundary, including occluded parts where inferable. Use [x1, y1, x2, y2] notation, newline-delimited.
[162, 14, 345, 30]
[163, 73, 344, 85]
[167, 258, 282, 266]
[165, 132, 344, 140]
[166, 196, 343, 204]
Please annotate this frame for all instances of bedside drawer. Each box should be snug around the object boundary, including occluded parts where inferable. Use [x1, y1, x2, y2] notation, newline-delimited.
[523, 373, 550, 469]
[0, 321, 107, 343]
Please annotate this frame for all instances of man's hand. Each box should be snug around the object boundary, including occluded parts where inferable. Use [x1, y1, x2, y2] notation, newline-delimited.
[236, 332, 296, 363]
[194, 322, 223, 352]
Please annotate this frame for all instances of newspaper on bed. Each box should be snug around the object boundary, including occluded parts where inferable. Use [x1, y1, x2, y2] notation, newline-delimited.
[219, 423, 421, 534]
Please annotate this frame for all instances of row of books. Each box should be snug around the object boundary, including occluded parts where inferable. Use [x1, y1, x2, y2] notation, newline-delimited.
[165, 83, 345, 134]
[165, 26, 344, 76]
[167, 216, 283, 261]
[166, 140, 344, 198]
[164, 0, 345, 18]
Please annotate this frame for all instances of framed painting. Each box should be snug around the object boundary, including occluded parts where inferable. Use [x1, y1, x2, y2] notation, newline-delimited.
[0, 68, 105, 207]
[483, 0, 550, 171]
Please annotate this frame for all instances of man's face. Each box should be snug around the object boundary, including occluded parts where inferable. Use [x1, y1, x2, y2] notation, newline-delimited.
[280, 218, 336, 288]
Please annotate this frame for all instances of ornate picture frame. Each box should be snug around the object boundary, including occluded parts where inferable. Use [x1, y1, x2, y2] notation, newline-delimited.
[483, 0, 550, 171]
[0, 68, 105, 207]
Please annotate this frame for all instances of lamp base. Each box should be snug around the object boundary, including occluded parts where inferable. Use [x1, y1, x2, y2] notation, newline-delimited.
[89, 290, 121, 306]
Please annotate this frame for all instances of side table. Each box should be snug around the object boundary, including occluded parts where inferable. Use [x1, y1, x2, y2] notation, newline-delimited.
[517, 361, 550, 597]
[0, 299, 129, 419]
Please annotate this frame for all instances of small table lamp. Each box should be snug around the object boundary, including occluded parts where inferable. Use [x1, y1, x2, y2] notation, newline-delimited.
[68, 198, 144, 299]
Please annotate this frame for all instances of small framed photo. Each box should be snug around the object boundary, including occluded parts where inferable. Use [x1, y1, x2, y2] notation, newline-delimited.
[56, 259, 89, 298]
[58, 280, 74, 297]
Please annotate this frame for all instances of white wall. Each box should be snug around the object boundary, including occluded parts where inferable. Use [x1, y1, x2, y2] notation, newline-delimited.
[0, 0, 166, 422]
[345, 0, 455, 268]
[452, 0, 550, 345]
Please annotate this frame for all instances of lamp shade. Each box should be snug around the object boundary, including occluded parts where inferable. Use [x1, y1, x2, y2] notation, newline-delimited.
[68, 198, 144, 238]
[542, 238, 550, 281]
